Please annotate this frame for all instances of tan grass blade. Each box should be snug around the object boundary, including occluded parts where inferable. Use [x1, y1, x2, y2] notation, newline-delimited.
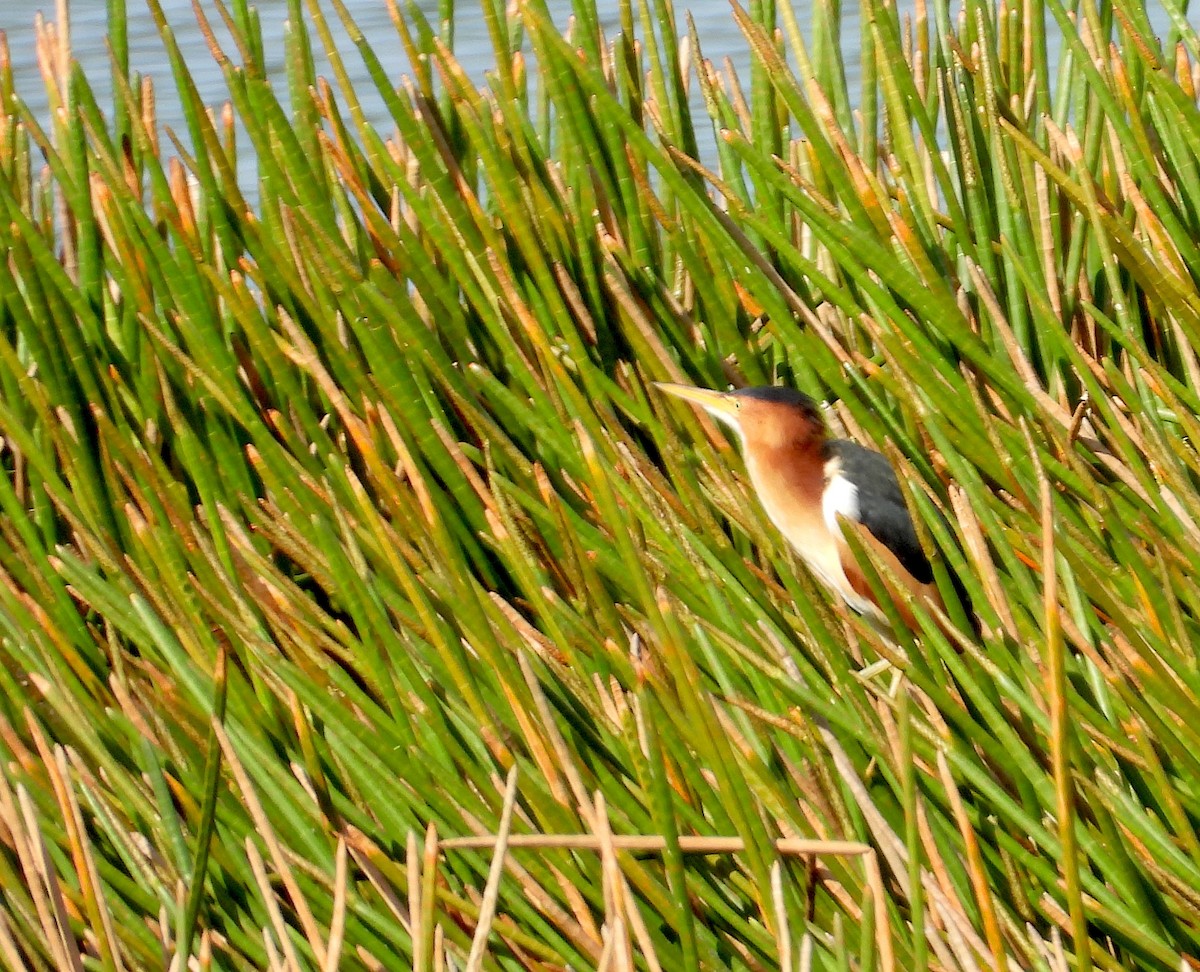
[463, 766, 519, 972]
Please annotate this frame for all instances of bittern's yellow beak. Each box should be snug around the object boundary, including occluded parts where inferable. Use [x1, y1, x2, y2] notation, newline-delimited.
[654, 382, 740, 424]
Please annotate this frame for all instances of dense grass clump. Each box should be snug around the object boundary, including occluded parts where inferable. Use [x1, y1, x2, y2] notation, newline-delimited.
[3, 0, 1200, 967]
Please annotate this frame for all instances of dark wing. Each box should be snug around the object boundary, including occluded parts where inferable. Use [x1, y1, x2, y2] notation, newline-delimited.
[827, 440, 933, 585]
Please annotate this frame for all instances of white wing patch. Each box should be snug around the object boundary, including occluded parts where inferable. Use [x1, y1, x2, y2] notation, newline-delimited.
[822, 471, 860, 535]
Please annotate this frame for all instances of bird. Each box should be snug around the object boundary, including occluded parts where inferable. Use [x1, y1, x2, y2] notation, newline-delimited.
[655, 381, 968, 634]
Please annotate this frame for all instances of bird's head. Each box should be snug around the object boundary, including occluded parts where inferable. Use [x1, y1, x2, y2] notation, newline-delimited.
[655, 383, 826, 452]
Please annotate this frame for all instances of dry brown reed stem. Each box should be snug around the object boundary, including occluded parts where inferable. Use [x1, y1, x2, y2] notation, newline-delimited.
[246, 838, 304, 972]
[463, 767, 519, 972]
[438, 828, 877, 970]
[323, 837, 349, 972]
[771, 861, 793, 972]
[439, 833, 872, 854]
[593, 791, 634, 972]
[213, 718, 329, 967]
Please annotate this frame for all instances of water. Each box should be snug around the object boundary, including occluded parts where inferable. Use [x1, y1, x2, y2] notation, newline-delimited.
[0, 0, 1191, 194]
[0, 0, 766, 189]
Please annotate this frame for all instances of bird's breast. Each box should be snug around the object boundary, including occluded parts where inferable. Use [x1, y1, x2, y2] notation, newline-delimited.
[743, 446, 876, 615]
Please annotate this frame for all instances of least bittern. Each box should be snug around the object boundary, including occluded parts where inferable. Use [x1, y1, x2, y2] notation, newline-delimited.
[657, 382, 968, 633]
